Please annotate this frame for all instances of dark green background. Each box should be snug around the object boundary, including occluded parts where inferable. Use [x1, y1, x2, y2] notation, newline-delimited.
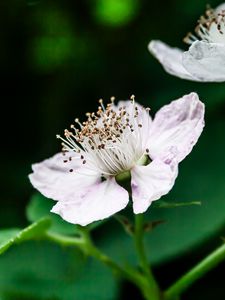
[0, 0, 225, 299]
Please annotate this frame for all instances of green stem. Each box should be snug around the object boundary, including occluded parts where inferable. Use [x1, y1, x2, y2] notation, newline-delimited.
[46, 230, 146, 290]
[45, 232, 85, 247]
[79, 227, 140, 282]
[134, 214, 161, 300]
[164, 243, 225, 300]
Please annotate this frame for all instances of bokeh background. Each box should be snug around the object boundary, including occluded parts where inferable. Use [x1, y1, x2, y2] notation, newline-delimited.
[0, 0, 225, 299]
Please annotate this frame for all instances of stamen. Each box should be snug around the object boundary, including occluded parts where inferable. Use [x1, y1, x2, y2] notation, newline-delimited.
[99, 98, 105, 112]
[75, 118, 83, 129]
[58, 96, 152, 176]
[184, 6, 225, 45]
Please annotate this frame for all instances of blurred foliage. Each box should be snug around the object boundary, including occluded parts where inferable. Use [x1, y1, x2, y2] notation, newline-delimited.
[0, 241, 118, 300]
[93, 0, 140, 26]
[29, 6, 75, 72]
[0, 0, 225, 299]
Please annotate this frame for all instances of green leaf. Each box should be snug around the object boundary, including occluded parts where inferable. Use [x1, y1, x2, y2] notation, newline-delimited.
[0, 240, 118, 300]
[0, 218, 51, 255]
[87, 219, 107, 230]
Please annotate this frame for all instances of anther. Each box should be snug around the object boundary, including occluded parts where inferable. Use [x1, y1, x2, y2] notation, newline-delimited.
[99, 98, 105, 111]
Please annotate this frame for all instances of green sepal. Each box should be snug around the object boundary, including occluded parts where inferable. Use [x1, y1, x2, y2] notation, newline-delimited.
[114, 214, 134, 235]
[144, 220, 166, 232]
[153, 200, 201, 209]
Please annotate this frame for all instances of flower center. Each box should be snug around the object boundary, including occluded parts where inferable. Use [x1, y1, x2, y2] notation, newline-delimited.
[57, 96, 151, 177]
[184, 7, 225, 45]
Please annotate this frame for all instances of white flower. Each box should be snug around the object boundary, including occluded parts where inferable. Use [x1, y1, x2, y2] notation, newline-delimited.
[29, 93, 204, 226]
[148, 3, 225, 82]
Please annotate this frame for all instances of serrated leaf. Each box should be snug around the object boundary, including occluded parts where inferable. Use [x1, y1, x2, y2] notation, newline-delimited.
[0, 229, 20, 244]
[0, 218, 51, 255]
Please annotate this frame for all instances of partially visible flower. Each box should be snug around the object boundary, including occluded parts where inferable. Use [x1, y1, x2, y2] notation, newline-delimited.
[148, 3, 225, 82]
[29, 93, 204, 226]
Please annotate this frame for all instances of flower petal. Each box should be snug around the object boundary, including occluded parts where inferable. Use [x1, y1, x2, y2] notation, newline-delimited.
[215, 3, 225, 14]
[29, 152, 99, 202]
[51, 177, 129, 226]
[131, 158, 178, 214]
[148, 40, 199, 81]
[149, 92, 205, 162]
[183, 41, 225, 82]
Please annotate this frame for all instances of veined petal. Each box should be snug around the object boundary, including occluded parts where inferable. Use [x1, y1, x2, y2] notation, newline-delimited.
[148, 40, 199, 81]
[183, 41, 225, 82]
[149, 92, 205, 162]
[131, 158, 178, 214]
[29, 153, 99, 202]
[51, 177, 129, 226]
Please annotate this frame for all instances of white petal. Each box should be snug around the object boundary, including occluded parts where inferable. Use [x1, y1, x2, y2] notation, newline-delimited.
[51, 177, 129, 226]
[29, 152, 99, 202]
[131, 158, 178, 214]
[215, 3, 225, 14]
[149, 93, 205, 162]
[183, 41, 225, 82]
[148, 40, 199, 81]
